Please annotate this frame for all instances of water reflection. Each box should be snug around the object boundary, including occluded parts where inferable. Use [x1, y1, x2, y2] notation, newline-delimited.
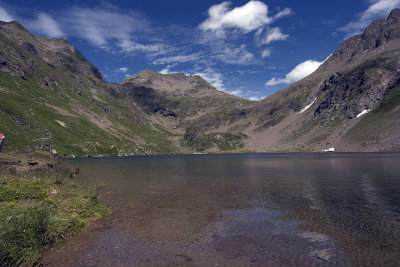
[69, 153, 400, 266]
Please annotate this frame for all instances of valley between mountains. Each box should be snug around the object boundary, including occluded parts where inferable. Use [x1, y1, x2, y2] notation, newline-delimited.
[1, 9, 400, 157]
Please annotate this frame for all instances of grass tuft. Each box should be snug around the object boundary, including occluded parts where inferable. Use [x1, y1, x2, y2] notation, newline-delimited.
[0, 153, 109, 265]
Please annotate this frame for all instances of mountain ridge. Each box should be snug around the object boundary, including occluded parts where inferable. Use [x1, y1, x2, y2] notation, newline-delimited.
[0, 9, 399, 156]
[241, 9, 400, 152]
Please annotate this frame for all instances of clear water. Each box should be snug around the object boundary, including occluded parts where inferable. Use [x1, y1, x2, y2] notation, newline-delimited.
[64, 153, 400, 266]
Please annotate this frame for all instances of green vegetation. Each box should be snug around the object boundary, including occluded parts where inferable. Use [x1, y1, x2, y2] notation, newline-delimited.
[182, 126, 245, 152]
[346, 81, 400, 143]
[0, 152, 109, 266]
[0, 72, 178, 157]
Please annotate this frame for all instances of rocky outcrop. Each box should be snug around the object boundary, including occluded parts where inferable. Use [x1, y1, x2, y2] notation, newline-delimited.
[0, 21, 106, 82]
[244, 8, 400, 152]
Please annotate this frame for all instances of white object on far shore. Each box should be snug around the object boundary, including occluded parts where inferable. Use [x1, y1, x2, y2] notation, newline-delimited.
[322, 147, 335, 152]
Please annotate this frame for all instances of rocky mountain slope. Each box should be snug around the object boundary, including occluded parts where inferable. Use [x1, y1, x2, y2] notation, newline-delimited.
[0, 9, 399, 156]
[0, 21, 180, 156]
[0, 20, 251, 156]
[198, 8, 400, 152]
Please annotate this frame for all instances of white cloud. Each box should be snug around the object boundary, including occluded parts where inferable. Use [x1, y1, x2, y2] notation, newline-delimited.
[261, 48, 271, 58]
[199, 1, 293, 39]
[265, 59, 323, 86]
[64, 7, 136, 47]
[199, 0, 292, 40]
[5, 10, 64, 38]
[249, 95, 265, 101]
[216, 44, 255, 65]
[272, 8, 293, 21]
[118, 40, 170, 54]
[61, 7, 170, 55]
[340, 0, 400, 36]
[113, 67, 129, 75]
[153, 53, 202, 65]
[197, 31, 257, 65]
[361, 0, 400, 21]
[227, 88, 243, 96]
[31, 13, 64, 38]
[261, 27, 289, 44]
[192, 68, 226, 90]
[0, 7, 13, 22]
[159, 68, 172, 74]
[199, 1, 272, 37]
[188, 67, 247, 98]
[158, 64, 179, 74]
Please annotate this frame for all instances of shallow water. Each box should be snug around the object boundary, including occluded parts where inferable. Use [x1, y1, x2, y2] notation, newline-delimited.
[45, 153, 400, 266]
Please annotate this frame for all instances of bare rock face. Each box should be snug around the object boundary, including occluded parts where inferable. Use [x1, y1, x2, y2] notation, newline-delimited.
[244, 9, 400, 152]
[0, 21, 106, 82]
[122, 69, 218, 95]
[118, 69, 251, 122]
[318, 8, 400, 75]
[310, 9, 400, 123]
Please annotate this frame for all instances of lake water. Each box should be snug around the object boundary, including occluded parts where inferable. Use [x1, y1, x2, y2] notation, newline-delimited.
[45, 153, 400, 266]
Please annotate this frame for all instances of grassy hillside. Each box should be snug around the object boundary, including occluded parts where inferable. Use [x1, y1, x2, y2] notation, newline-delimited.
[0, 72, 179, 156]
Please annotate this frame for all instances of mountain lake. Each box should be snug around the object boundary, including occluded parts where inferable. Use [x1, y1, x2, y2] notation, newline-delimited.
[43, 153, 400, 266]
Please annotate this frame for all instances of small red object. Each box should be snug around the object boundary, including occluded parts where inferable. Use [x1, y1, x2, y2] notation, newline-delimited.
[0, 133, 4, 138]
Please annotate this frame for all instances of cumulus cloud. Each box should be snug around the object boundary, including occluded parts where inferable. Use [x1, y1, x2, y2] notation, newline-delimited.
[261, 48, 271, 58]
[199, 1, 292, 39]
[119, 67, 128, 73]
[265, 59, 323, 86]
[0, 7, 13, 22]
[199, 1, 271, 36]
[260, 27, 289, 44]
[340, 0, 400, 36]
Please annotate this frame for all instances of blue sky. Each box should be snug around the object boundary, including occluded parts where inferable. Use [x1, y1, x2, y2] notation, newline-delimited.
[1, 0, 399, 100]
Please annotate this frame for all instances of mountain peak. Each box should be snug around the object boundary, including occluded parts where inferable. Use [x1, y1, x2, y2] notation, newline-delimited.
[388, 8, 400, 22]
[315, 8, 400, 76]
[121, 69, 219, 95]
[138, 68, 157, 76]
[0, 20, 24, 28]
[0, 20, 106, 82]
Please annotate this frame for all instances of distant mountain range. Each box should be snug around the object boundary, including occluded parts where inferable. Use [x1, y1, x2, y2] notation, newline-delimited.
[0, 9, 399, 156]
